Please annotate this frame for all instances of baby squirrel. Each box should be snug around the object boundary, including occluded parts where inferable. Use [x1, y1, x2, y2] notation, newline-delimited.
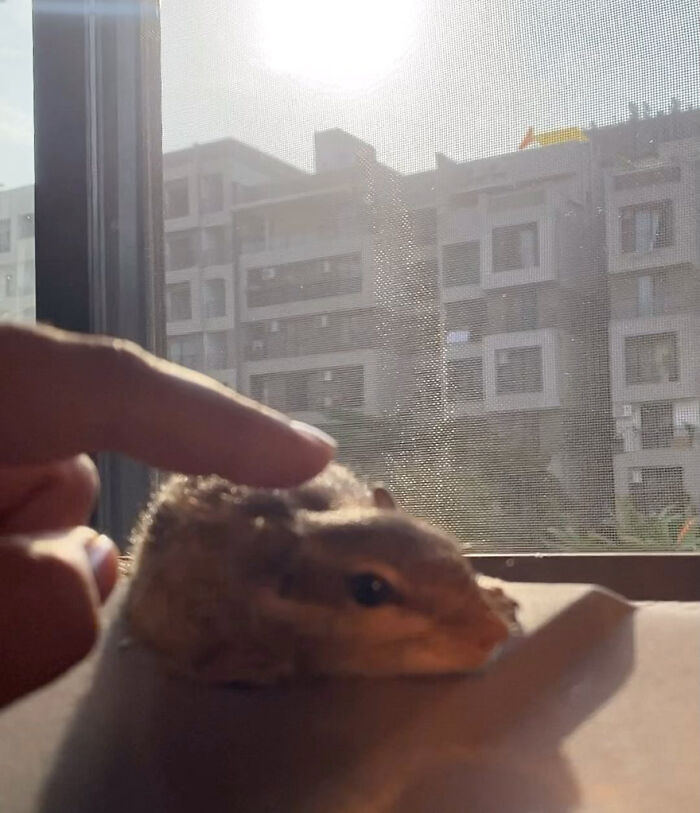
[125, 464, 518, 685]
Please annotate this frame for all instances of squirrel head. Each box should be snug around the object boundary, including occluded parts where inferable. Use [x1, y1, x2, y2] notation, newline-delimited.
[126, 464, 517, 684]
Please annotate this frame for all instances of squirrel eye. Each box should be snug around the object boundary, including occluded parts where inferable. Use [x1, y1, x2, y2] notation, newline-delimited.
[346, 572, 396, 608]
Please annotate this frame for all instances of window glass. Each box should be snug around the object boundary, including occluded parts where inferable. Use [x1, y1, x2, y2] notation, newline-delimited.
[625, 333, 679, 385]
[202, 226, 230, 266]
[204, 330, 230, 369]
[442, 241, 480, 287]
[200, 173, 224, 214]
[166, 282, 192, 322]
[0, 0, 34, 324]
[446, 359, 484, 401]
[164, 178, 189, 219]
[161, 0, 700, 550]
[202, 278, 226, 318]
[493, 223, 540, 272]
[166, 232, 197, 271]
[495, 346, 543, 395]
[620, 201, 673, 253]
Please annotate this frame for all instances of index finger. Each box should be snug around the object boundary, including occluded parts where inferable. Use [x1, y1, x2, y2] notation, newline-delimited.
[0, 324, 336, 487]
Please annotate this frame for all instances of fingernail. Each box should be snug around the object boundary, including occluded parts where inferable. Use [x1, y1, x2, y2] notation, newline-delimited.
[290, 420, 337, 449]
[85, 534, 115, 576]
[85, 534, 118, 602]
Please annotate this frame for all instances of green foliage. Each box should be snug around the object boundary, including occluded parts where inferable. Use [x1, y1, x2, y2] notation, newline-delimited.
[547, 499, 700, 552]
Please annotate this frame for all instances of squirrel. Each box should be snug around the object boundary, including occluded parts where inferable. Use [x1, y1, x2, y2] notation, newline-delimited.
[125, 463, 519, 685]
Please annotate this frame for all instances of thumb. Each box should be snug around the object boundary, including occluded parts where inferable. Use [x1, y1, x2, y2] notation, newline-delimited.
[0, 528, 118, 707]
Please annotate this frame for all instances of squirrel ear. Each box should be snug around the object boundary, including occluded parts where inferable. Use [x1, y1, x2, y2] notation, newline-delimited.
[372, 486, 398, 510]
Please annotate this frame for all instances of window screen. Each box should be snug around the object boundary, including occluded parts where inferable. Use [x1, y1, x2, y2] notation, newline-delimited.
[159, 0, 700, 551]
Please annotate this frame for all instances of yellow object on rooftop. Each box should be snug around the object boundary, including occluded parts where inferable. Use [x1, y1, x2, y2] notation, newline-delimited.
[518, 126, 589, 150]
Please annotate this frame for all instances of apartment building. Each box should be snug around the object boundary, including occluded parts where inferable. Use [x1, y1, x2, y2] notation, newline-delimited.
[435, 143, 611, 515]
[159, 111, 700, 515]
[0, 185, 35, 323]
[603, 135, 700, 513]
[233, 129, 401, 424]
[162, 138, 303, 389]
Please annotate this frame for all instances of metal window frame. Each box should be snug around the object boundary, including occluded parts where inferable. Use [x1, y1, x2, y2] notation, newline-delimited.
[33, 0, 165, 544]
[30, 0, 700, 597]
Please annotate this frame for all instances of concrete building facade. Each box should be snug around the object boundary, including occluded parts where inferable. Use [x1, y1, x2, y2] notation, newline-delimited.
[0, 185, 35, 323]
[2, 111, 698, 517]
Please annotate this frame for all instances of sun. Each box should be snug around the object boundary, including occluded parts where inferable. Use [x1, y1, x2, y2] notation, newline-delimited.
[257, 0, 421, 91]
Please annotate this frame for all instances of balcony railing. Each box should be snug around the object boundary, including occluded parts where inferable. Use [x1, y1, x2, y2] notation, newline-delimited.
[240, 228, 363, 254]
[247, 276, 362, 308]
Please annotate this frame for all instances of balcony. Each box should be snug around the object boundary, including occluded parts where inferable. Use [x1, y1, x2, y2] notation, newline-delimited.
[481, 214, 557, 290]
[483, 328, 561, 412]
[609, 313, 698, 404]
[246, 275, 362, 309]
[605, 166, 698, 275]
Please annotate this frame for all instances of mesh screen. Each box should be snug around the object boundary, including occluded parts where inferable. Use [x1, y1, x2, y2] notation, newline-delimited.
[159, 0, 700, 551]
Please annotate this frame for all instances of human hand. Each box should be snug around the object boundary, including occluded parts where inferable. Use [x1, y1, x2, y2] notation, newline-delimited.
[0, 323, 335, 706]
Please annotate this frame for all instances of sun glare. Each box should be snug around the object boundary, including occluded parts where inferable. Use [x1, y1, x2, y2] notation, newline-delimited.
[258, 0, 421, 91]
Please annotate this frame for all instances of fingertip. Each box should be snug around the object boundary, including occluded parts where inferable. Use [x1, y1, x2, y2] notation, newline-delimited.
[84, 534, 119, 602]
[289, 420, 337, 451]
[241, 420, 336, 487]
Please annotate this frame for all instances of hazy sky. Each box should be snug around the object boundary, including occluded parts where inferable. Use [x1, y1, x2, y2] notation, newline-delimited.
[1, 0, 698, 189]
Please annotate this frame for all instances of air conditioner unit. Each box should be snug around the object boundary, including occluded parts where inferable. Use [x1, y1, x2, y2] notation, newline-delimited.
[628, 468, 643, 485]
[262, 267, 276, 280]
[613, 403, 633, 419]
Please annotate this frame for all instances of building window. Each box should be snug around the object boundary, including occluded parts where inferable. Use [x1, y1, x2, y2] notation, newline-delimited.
[18, 213, 34, 239]
[495, 346, 543, 394]
[202, 278, 226, 318]
[167, 334, 204, 370]
[620, 200, 673, 253]
[625, 333, 678, 385]
[637, 274, 665, 317]
[250, 366, 364, 413]
[165, 282, 192, 321]
[201, 226, 230, 265]
[0, 219, 11, 252]
[492, 222, 539, 272]
[237, 215, 266, 252]
[640, 402, 674, 449]
[442, 241, 480, 286]
[444, 299, 487, 342]
[164, 178, 190, 219]
[246, 253, 362, 307]
[630, 466, 686, 515]
[166, 232, 197, 270]
[200, 173, 224, 214]
[204, 331, 229, 369]
[446, 358, 484, 401]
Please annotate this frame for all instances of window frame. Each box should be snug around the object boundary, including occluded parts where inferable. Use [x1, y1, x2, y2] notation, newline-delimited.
[30, 0, 700, 597]
[33, 0, 164, 542]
